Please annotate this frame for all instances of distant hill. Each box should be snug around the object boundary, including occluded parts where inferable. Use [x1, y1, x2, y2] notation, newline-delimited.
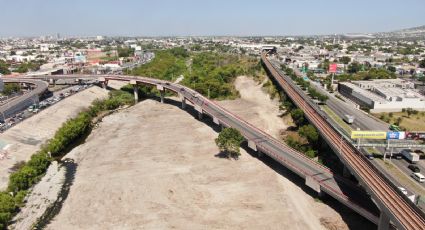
[376, 25, 425, 39]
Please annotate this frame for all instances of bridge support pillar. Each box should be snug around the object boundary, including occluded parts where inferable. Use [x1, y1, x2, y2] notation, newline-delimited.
[133, 85, 139, 102]
[130, 80, 138, 102]
[343, 165, 351, 178]
[198, 112, 203, 120]
[49, 79, 56, 87]
[181, 98, 186, 109]
[101, 81, 108, 89]
[248, 140, 257, 152]
[160, 90, 165, 103]
[378, 212, 390, 230]
[257, 150, 263, 158]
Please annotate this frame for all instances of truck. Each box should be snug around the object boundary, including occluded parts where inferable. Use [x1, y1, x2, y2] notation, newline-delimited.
[401, 149, 420, 163]
[343, 114, 355, 124]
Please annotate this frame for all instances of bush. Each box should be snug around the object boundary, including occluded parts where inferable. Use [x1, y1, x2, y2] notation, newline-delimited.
[8, 166, 38, 193]
[0, 192, 16, 229]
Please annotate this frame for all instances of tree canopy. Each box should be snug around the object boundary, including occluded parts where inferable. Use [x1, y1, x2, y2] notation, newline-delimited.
[215, 127, 245, 159]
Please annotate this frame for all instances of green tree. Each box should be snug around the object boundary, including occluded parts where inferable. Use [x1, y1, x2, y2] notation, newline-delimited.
[339, 56, 351, 64]
[299, 125, 319, 145]
[387, 66, 396, 73]
[290, 108, 305, 127]
[215, 128, 244, 159]
[2, 83, 20, 96]
[420, 59, 425, 68]
[347, 62, 361, 73]
[0, 60, 10, 75]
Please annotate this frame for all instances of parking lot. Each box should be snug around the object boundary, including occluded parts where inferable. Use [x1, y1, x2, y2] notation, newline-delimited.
[0, 85, 92, 132]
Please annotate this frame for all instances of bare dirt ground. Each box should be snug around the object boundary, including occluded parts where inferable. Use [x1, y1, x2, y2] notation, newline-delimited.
[10, 161, 66, 230]
[218, 76, 287, 138]
[45, 76, 359, 230]
[47, 100, 327, 230]
[0, 87, 108, 190]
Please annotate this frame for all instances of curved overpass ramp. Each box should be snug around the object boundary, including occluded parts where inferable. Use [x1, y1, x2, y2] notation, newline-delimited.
[0, 78, 48, 120]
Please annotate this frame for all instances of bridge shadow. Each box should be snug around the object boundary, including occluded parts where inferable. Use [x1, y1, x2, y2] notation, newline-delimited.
[150, 96, 377, 230]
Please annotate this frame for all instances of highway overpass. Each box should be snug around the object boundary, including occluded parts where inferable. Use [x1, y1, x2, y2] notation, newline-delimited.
[0, 78, 48, 121]
[7, 74, 382, 225]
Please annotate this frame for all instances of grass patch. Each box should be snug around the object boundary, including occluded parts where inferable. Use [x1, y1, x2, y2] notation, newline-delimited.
[373, 111, 425, 131]
[320, 105, 352, 135]
[376, 159, 425, 196]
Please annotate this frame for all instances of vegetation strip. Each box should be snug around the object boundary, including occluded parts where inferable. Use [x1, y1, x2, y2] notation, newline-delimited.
[0, 89, 134, 229]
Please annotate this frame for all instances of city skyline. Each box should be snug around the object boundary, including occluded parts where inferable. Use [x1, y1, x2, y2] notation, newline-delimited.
[0, 0, 424, 37]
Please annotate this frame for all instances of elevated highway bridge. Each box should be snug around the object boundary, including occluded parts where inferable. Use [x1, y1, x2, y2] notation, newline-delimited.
[261, 52, 425, 230]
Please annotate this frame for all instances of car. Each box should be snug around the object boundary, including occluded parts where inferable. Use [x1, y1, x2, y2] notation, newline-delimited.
[366, 154, 374, 160]
[394, 154, 402, 159]
[408, 164, 420, 173]
[412, 172, 425, 183]
[398, 187, 408, 195]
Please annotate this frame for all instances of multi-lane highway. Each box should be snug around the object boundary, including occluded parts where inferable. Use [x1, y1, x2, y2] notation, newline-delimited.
[262, 53, 425, 230]
[271, 59, 389, 131]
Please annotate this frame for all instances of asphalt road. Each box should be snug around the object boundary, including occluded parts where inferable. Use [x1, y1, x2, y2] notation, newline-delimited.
[0, 79, 48, 120]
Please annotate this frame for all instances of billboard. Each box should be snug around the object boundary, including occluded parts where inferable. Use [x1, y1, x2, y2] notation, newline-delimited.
[405, 132, 425, 140]
[351, 131, 387, 139]
[329, 63, 337, 73]
[386, 132, 406, 140]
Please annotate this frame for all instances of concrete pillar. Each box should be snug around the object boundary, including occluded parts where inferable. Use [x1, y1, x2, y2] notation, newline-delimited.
[49, 79, 56, 87]
[181, 98, 186, 109]
[133, 85, 138, 102]
[378, 212, 390, 230]
[160, 90, 165, 103]
[343, 165, 351, 178]
[257, 151, 263, 158]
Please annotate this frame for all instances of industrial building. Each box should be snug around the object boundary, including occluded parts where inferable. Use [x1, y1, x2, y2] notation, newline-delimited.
[338, 79, 425, 112]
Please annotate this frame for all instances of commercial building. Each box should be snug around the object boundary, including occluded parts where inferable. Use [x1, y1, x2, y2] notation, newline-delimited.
[338, 79, 425, 112]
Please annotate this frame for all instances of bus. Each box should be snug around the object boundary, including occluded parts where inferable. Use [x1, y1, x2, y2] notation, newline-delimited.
[389, 124, 401, 131]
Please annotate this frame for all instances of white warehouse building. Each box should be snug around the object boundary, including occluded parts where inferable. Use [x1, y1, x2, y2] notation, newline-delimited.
[338, 80, 425, 112]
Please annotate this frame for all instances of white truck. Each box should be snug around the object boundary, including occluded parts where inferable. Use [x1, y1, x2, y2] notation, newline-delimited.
[401, 149, 420, 163]
[343, 114, 355, 124]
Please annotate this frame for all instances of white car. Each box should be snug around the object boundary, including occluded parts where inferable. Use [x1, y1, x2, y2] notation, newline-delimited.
[398, 187, 408, 195]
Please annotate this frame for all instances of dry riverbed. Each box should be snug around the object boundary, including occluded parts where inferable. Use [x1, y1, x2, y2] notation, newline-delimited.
[42, 76, 363, 230]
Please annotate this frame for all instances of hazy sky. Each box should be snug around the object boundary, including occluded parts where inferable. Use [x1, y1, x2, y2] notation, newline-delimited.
[0, 0, 424, 37]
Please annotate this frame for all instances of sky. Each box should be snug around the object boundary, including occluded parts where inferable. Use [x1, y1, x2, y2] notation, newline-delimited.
[0, 0, 424, 37]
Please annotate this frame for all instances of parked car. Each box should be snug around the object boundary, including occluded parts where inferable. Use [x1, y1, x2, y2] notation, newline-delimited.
[408, 164, 420, 173]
